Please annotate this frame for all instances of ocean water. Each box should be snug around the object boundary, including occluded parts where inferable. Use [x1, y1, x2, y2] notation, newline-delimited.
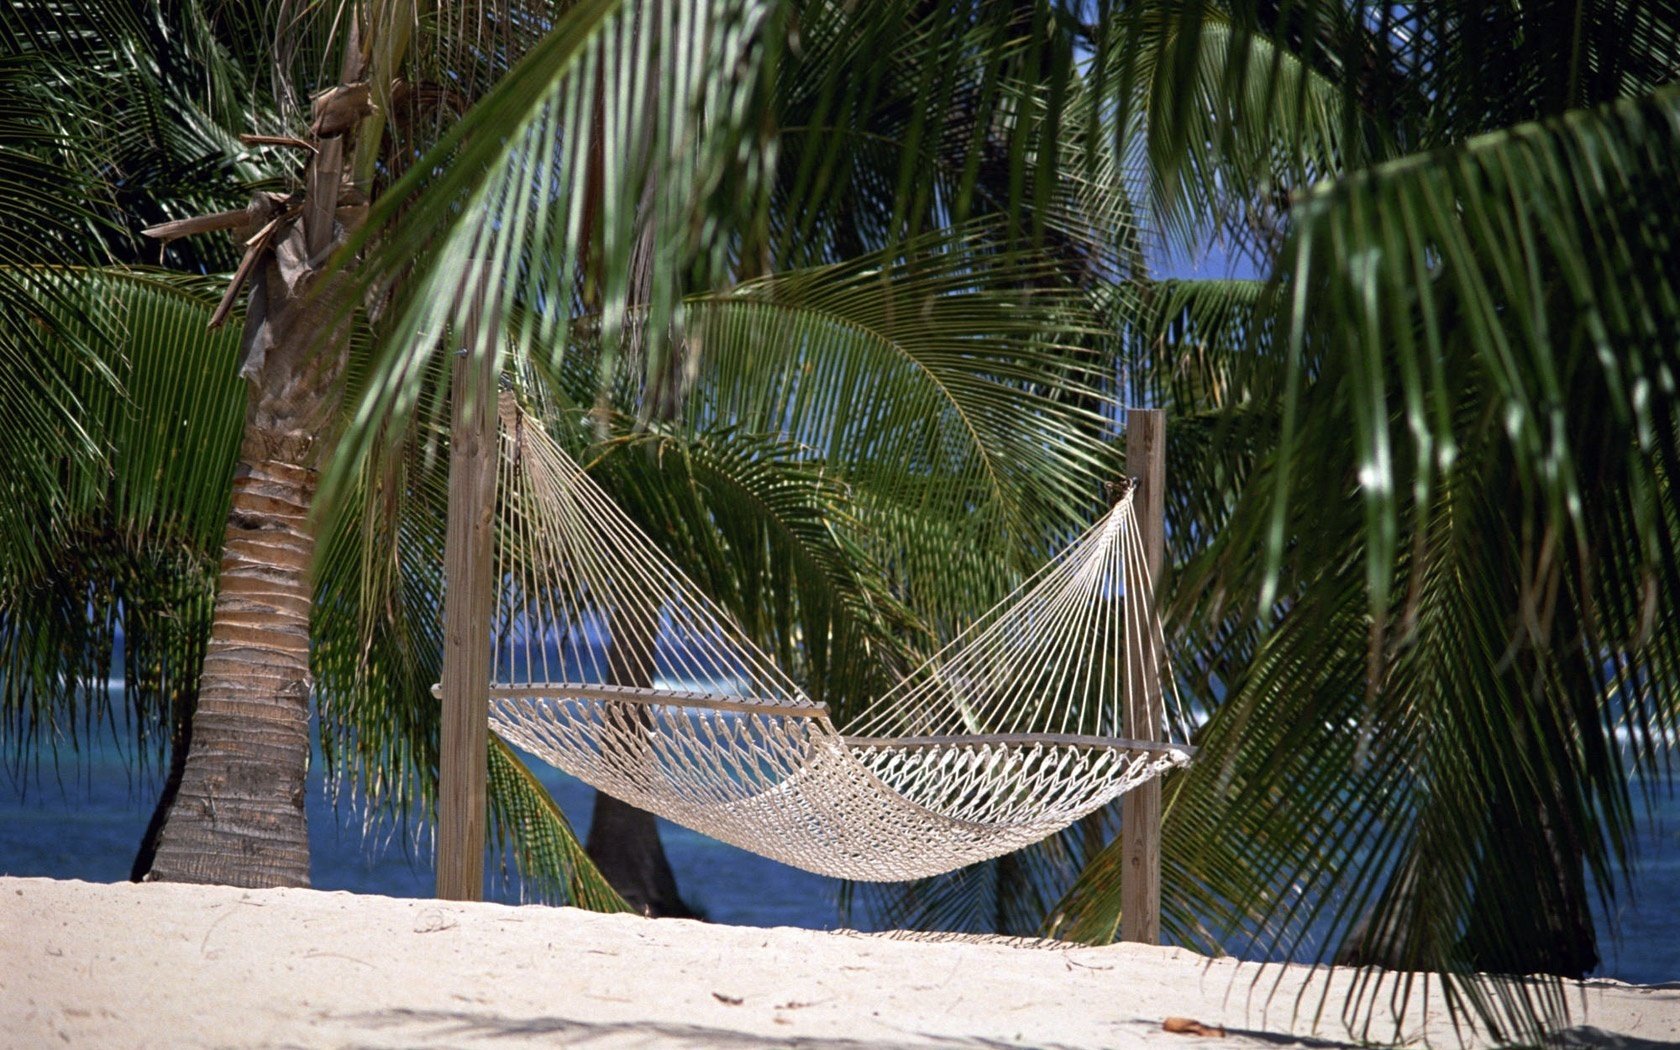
[0, 723, 839, 929]
[2, 717, 1676, 984]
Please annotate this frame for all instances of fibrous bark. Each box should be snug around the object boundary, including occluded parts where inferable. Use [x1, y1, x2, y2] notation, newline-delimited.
[141, 72, 366, 888]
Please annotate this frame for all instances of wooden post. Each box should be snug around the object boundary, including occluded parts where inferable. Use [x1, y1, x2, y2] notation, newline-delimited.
[1121, 407, 1166, 944]
[437, 276, 497, 901]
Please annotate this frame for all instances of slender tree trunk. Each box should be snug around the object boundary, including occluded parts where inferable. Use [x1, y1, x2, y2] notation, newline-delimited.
[141, 36, 371, 885]
[141, 241, 355, 886]
[586, 794, 695, 917]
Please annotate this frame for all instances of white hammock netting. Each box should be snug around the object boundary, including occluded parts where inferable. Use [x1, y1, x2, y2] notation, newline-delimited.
[480, 396, 1192, 881]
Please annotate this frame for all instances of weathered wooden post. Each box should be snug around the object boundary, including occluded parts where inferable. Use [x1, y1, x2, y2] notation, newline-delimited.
[437, 274, 497, 901]
[1121, 407, 1166, 943]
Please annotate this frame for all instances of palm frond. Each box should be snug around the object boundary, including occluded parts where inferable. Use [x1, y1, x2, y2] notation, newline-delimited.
[328, 0, 781, 504]
[2, 0, 276, 270]
[0, 267, 243, 777]
[1056, 83, 1680, 1042]
[488, 733, 633, 910]
[1090, 1, 1361, 266]
[769, 1, 1144, 282]
[589, 426, 915, 712]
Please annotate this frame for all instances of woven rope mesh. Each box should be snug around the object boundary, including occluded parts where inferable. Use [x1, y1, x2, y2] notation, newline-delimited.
[483, 396, 1191, 881]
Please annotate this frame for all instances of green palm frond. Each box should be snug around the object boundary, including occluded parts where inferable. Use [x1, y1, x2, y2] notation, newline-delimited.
[487, 733, 634, 910]
[1329, 2, 1680, 141]
[769, 2, 1142, 279]
[330, 0, 781, 498]
[2, 1, 275, 271]
[775, 0, 1220, 316]
[1246, 85, 1680, 631]
[0, 261, 622, 908]
[1106, 1, 1680, 262]
[1090, 1, 1360, 265]
[712, 235, 1115, 668]
[0, 267, 243, 773]
[0, 8, 135, 509]
[1055, 80, 1680, 1043]
[1109, 277, 1269, 408]
[693, 230, 1120, 611]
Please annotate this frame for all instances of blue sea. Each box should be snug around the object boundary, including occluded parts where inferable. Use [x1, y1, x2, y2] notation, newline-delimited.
[3, 711, 1676, 985]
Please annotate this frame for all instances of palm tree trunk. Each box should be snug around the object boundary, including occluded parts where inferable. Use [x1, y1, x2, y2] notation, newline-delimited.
[141, 237, 354, 886]
[140, 30, 370, 883]
[585, 793, 695, 917]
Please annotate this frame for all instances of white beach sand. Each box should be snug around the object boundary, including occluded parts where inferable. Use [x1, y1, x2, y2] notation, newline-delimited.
[2, 876, 1675, 1049]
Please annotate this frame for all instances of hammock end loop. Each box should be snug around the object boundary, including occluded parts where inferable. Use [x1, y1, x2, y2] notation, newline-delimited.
[1103, 476, 1140, 508]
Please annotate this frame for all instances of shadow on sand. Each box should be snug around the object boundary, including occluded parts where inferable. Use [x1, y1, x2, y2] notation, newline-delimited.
[334, 1007, 1096, 1049]
[332, 1008, 1680, 1049]
[1546, 1027, 1680, 1050]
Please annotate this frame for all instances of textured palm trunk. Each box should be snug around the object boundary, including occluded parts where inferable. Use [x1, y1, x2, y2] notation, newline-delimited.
[142, 239, 354, 886]
[140, 54, 369, 884]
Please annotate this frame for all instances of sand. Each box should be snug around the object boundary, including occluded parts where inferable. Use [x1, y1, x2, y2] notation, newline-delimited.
[2, 877, 1675, 1049]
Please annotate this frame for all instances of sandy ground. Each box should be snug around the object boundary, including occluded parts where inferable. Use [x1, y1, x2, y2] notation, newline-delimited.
[2, 877, 1676, 1049]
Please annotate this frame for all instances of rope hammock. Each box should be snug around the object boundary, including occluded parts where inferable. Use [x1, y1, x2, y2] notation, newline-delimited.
[478, 395, 1192, 881]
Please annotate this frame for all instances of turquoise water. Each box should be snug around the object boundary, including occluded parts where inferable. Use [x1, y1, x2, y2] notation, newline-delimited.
[3, 718, 1676, 983]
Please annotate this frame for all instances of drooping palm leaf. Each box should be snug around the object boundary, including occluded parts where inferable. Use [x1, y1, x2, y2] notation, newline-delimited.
[0, 268, 243, 776]
[1056, 80, 1680, 1044]
[690, 232, 1119, 611]
[1087, 0, 1360, 267]
[328, 0, 782, 499]
[0, 262, 624, 908]
[768, 3, 1133, 272]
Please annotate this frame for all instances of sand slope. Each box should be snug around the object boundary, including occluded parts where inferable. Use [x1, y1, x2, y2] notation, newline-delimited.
[2, 877, 1675, 1048]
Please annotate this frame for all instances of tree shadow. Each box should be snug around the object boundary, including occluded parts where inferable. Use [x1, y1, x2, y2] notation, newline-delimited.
[1545, 1027, 1680, 1050]
[332, 1008, 1680, 1049]
[334, 1007, 1097, 1049]
[1217, 1028, 1352, 1048]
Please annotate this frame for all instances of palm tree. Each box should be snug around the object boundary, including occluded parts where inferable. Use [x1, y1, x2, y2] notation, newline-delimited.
[1035, 1, 1680, 1038]
[0, 0, 633, 903]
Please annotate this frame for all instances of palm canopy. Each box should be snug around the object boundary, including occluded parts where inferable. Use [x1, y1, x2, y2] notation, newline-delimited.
[1039, 1, 1680, 1040]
